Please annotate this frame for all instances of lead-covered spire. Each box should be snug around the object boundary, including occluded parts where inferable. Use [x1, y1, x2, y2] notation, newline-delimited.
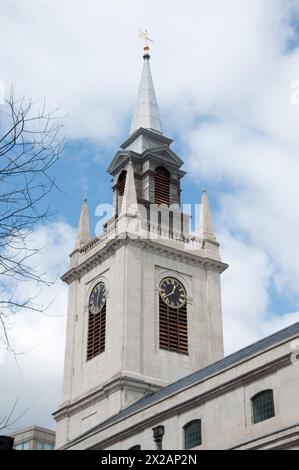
[130, 36, 162, 136]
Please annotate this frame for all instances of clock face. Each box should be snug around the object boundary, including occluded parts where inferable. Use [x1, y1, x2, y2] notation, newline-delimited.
[159, 277, 186, 308]
[89, 282, 106, 314]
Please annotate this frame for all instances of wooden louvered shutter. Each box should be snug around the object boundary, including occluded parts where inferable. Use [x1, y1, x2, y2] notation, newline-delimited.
[117, 170, 127, 196]
[155, 167, 170, 205]
[159, 298, 188, 354]
[86, 303, 106, 360]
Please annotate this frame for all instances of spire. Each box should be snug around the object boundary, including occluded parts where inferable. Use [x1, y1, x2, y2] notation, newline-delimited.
[199, 190, 217, 243]
[120, 161, 138, 216]
[130, 48, 162, 136]
[74, 198, 91, 249]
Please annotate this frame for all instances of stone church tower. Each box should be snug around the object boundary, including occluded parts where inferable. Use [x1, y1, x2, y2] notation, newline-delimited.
[53, 43, 228, 447]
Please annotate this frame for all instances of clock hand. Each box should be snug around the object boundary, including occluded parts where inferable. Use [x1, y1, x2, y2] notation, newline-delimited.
[164, 286, 176, 299]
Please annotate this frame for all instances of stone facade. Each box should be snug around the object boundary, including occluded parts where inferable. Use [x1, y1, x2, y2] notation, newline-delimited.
[57, 323, 299, 450]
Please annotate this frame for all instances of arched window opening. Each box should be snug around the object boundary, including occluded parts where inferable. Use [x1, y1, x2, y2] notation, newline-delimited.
[184, 420, 202, 449]
[128, 445, 141, 450]
[87, 283, 106, 361]
[155, 166, 170, 205]
[252, 390, 275, 424]
[159, 277, 188, 354]
[117, 170, 127, 196]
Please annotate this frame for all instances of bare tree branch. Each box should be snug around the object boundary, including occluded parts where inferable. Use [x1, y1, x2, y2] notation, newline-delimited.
[0, 396, 29, 431]
[0, 87, 64, 351]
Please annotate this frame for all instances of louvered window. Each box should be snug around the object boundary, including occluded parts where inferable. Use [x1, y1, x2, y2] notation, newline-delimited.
[155, 166, 170, 205]
[159, 298, 188, 354]
[117, 170, 127, 196]
[86, 303, 106, 360]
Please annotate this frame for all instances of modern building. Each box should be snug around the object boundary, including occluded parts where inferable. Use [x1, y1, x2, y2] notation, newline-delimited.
[53, 40, 299, 450]
[10, 426, 55, 450]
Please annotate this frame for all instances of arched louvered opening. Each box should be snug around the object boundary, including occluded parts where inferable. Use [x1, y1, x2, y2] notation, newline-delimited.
[86, 303, 106, 361]
[159, 299, 188, 354]
[117, 170, 127, 196]
[184, 420, 202, 449]
[155, 166, 170, 205]
[252, 390, 275, 424]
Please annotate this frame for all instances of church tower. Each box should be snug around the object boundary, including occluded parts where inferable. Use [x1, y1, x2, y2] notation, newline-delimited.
[54, 41, 228, 447]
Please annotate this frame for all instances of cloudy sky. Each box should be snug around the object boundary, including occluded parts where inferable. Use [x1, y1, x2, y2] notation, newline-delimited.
[0, 0, 299, 431]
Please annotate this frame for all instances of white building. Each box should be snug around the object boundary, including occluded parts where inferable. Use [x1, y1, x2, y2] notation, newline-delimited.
[53, 42, 299, 450]
[11, 426, 55, 450]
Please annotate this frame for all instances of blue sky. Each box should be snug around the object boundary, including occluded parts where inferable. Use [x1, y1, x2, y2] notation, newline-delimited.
[1, 0, 299, 430]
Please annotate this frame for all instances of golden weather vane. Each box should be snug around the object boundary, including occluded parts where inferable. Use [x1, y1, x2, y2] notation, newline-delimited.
[138, 28, 153, 56]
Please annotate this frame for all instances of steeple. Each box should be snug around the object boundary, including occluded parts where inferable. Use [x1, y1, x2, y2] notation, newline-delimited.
[74, 198, 90, 249]
[130, 43, 162, 136]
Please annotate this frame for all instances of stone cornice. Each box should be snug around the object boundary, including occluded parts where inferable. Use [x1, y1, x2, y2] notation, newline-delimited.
[120, 128, 173, 150]
[232, 422, 299, 450]
[61, 235, 228, 284]
[53, 375, 163, 422]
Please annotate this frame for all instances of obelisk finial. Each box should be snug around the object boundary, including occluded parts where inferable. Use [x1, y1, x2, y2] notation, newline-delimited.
[139, 28, 153, 59]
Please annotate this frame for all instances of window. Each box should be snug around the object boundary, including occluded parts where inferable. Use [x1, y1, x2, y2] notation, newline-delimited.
[87, 302, 106, 360]
[14, 440, 30, 450]
[159, 299, 188, 354]
[117, 170, 127, 197]
[184, 420, 202, 449]
[155, 166, 170, 205]
[36, 441, 54, 450]
[159, 277, 188, 355]
[116, 170, 127, 214]
[129, 445, 141, 450]
[87, 282, 107, 361]
[252, 390, 275, 424]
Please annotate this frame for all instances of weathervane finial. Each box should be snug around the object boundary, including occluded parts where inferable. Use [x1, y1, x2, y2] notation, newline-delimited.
[138, 28, 153, 58]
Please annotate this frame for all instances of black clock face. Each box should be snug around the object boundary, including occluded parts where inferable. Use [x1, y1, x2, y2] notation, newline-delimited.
[89, 282, 106, 314]
[159, 277, 186, 308]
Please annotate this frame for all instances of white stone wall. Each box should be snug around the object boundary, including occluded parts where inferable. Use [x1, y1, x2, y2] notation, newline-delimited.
[55, 236, 224, 447]
[62, 335, 299, 450]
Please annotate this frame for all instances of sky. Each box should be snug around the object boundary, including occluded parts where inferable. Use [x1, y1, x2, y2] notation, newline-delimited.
[0, 0, 299, 431]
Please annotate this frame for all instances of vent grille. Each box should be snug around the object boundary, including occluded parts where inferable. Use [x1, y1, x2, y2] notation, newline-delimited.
[86, 303, 106, 361]
[155, 167, 170, 205]
[159, 298, 188, 354]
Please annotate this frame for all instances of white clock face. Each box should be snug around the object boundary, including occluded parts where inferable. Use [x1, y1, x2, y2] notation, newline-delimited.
[89, 282, 106, 314]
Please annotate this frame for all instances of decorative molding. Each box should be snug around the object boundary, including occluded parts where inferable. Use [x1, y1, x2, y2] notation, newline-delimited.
[61, 235, 228, 284]
[53, 375, 163, 423]
[120, 127, 173, 151]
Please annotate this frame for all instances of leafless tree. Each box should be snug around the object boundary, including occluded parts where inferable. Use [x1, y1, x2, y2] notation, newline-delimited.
[0, 88, 63, 354]
[0, 396, 28, 432]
